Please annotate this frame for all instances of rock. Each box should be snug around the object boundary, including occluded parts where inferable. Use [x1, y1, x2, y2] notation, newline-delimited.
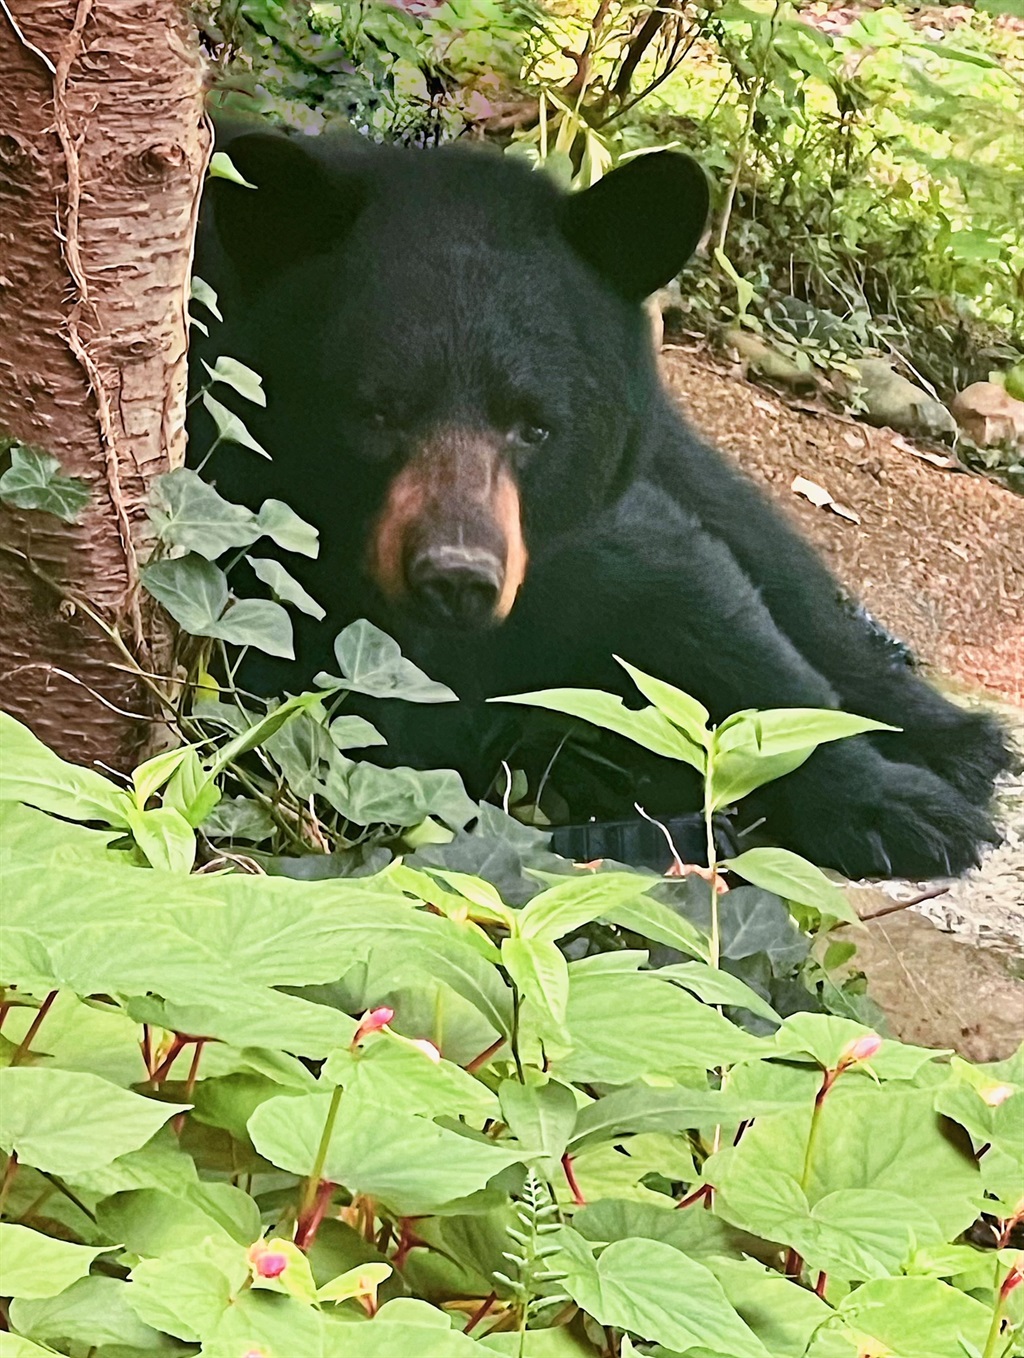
[853, 358, 956, 441]
[646, 294, 664, 351]
[722, 327, 818, 393]
[951, 381, 1024, 449]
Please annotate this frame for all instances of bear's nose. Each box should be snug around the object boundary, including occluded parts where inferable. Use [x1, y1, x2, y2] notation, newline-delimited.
[407, 545, 504, 628]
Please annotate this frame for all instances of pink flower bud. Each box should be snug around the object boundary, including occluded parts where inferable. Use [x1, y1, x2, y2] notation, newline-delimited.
[410, 1038, 441, 1063]
[254, 1251, 288, 1279]
[838, 1032, 882, 1067]
[982, 1083, 1015, 1107]
[352, 1006, 395, 1046]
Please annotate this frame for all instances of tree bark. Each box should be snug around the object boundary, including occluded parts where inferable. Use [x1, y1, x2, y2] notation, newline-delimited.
[0, 1, 209, 769]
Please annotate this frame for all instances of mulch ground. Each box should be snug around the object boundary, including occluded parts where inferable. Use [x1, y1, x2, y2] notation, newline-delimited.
[659, 344, 1024, 705]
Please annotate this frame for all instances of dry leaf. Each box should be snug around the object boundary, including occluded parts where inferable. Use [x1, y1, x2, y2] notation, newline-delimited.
[831, 501, 861, 524]
[791, 474, 833, 507]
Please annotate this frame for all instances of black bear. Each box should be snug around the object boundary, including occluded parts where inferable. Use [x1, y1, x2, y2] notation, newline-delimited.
[191, 120, 1011, 879]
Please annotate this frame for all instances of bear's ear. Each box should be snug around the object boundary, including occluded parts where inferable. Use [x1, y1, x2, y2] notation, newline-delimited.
[207, 131, 364, 281]
[561, 151, 709, 301]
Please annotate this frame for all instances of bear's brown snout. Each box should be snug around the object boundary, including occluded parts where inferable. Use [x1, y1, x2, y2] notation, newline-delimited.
[368, 427, 528, 628]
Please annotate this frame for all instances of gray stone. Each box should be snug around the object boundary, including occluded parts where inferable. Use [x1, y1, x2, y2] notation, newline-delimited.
[951, 381, 1024, 449]
[853, 358, 956, 441]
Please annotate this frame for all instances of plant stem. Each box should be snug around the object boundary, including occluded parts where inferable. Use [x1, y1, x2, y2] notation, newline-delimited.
[703, 795, 720, 969]
[0, 1154, 18, 1218]
[299, 1083, 343, 1219]
[9, 991, 57, 1067]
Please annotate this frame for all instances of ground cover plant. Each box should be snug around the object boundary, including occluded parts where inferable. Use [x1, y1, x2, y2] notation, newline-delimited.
[1, 682, 1023, 1356]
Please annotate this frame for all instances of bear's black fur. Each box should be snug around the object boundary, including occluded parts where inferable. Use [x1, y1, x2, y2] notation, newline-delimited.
[190, 120, 1012, 879]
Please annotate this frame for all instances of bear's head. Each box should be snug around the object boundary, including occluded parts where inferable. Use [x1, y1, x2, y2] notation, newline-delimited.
[203, 126, 708, 634]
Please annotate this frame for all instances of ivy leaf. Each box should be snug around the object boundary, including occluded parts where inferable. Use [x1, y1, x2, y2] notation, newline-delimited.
[208, 150, 255, 187]
[141, 554, 229, 633]
[247, 556, 325, 619]
[149, 468, 260, 559]
[255, 498, 319, 557]
[202, 392, 270, 459]
[318, 619, 457, 702]
[0, 446, 90, 522]
[201, 355, 266, 406]
[190, 275, 222, 321]
[210, 597, 294, 658]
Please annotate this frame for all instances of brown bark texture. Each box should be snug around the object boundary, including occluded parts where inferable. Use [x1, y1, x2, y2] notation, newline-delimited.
[0, 0, 209, 769]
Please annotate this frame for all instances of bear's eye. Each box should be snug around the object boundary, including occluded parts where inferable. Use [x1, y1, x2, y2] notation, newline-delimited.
[509, 422, 550, 449]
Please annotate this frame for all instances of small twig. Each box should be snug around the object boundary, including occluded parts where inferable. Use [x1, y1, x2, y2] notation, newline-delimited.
[9, 991, 57, 1067]
[0, 664, 153, 721]
[859, 885, 950, 922]
[634, 801, 685, 875]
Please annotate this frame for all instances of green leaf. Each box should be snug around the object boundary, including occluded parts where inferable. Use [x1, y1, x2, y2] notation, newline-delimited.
[492, 685, 705, 770]
[329, 714, 387, 750]
[519, 870, 656, 944]
[9, 1275, 175, 1354]
[247, 556, 326, 619]
[0, 711, 132, 827]
[249, 1090, 520, 1214]
[502, 934, 570, 1055]
[202, 355, 266, 406]
[97, 1181, 260, 1258]
[0, 1337, 59, 1357]
[149, 467, 260, 558]
[655, 960, 782, 1023]
[317, 1260, 392, 1304]
[0, 1068, 187, 1175]
[210, 597, 294, 657]
[322, 1030, 497, 1122]
[498, 1077, 578, 1169]
[126, 804, 197, 873]
[190, 275, 222, 321]
[771, 1012, 946, 1080]
[554, 965, 763, 1084]
[724, 846, 858, 923]
[553, 1228, 770, 1357]
[709, 708, 895, 809]
[616, 657, 711, 750]
[126, 1238, 247, 1343]
[0, 1225, 108, 1301]
[319, 619, 457, 701]
[0, 446, 90, 522]
[322, 757, 476, 830]
[141, 553, 229, 632]
[208, 150, 255, 187]
[255, 498, 319, 557]
[823, 1276, 992, 1357]
[202, 391, 270, 458]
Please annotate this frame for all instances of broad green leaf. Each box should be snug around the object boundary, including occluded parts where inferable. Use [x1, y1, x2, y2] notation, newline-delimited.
[247, 555, 326, 618]
[126, 1238, 247, 1343]
[322, 756, 475, 830]
[209, 596, 294, 658]
[770, 1013, 946, 1080]
[202, 391, 270, 458]
[96, 1181, 260, 1258]
[255, 498, 319, 556]
[553, 1228, 769, 1357]
[704, 1256, 835, 1358]
[149, 467, 260, 558]
[131, 744, 193, 807]
[198, 1287, 331, 1356]
[201, 354, 266, 406]
[208, 151, 254, 187]
[329, 714, 387, 750]
[499, 1076, 578, 1169]
[0, 1225, 108, 1301]
[320, 619, 457, 701]
[0, 711, 131, 826]
[0, 1068, 187, 1175]
[569, 1083, 794, 1151]
[603, 890, 709, 961]
[248, 1088, 520, 1212]
[141, 553, 229, 633]
[724, 846, 858, 923]
[0, 446, 90, 522]
[9, 1275, 175, 1354]
[656, 960, 782, 1023]
[821, 1276, 992, 1358]
[492, 686, 705, 770]
[0, 990, 144, 1086]
[316, 1260, 392, 1304]
[502, 934, 570, 1055]
[519, 870, 656, 944]
[934, 1059, 1024, 1204]
[0, 1338, 57, 1357]
[617, 657, 711, 749]
[554, 965, 763, 1084]
[126, 804, 196, 873]
[322, 1030, 497, 1122]
[709, 708, 894, 809]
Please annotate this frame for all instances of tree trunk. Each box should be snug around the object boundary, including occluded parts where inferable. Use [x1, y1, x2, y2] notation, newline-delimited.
[0, 1, 209, 769]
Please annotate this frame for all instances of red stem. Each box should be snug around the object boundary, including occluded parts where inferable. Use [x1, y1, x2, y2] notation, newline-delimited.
[561, 1152, 586, 1206]
[295, 1179, 335, 1252]
[815, 1270, 827, 1298]
[676, 1183, 712, 1210]
[9, 991, 57, 1067]
[465, 1036, 505, 1074]
[172, 1039, 206, 1136]
[784, 1247, 803, 1279]
[464, 1292, 497, 1334]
